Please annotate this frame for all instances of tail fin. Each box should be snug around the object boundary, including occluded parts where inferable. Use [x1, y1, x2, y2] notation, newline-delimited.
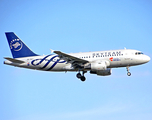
[5, 32, 38, 58]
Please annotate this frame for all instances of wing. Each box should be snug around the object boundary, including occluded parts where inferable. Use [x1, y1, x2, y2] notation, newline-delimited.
[54, 51, 89, 68]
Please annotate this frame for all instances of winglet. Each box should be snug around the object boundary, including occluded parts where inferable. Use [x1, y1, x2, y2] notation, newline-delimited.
[50, 49, 54, 53]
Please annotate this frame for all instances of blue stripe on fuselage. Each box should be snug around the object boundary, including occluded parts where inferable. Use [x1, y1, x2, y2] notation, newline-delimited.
[31, 55, 66, 70]
[46, 59, 60, 71]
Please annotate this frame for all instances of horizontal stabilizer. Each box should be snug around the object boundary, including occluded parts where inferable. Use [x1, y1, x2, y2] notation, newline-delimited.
[4, 57, 25, 63]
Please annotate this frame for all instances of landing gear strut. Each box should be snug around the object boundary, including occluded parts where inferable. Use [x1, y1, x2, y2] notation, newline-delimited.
[76, 71, 87, 81]
[126, 66, 131, 76]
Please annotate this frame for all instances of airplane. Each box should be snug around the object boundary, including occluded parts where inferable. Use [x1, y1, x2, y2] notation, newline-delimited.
[4, 32, 150, 81]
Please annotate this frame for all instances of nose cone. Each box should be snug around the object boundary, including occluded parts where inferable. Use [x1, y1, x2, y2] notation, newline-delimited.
[143, 55, 150, 63]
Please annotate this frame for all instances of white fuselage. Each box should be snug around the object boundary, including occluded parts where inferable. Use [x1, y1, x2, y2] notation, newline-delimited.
[4, 49, 150, 72]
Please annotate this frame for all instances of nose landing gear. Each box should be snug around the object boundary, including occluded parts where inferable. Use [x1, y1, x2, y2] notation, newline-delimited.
[76, 71, 87, 81]
[126, 66, 131, 76]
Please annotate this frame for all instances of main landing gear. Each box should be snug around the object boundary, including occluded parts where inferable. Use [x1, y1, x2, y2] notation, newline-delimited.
[76, 71, 87, 81]
[126, 66, 131, 76]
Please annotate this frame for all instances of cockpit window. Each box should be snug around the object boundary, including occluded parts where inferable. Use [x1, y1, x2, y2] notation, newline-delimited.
[135, 52, 144, 55]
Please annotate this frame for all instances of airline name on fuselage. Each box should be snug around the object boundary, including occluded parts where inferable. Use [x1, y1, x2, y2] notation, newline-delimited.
[92, 51, 123, 58]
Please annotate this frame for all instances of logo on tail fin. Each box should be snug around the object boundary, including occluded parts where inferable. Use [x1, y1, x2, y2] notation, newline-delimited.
[10, 39, 23, 51]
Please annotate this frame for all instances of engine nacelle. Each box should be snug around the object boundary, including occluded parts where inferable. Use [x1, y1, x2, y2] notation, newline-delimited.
[90, 68, 112, 76]
[91, 61, 109, 71]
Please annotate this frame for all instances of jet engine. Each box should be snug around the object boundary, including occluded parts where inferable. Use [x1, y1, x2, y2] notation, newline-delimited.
[90, 61, 110, 71]
[90, 68, 112, 76]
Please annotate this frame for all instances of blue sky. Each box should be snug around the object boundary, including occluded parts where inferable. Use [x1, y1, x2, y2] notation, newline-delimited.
[0, 0, 152, 120]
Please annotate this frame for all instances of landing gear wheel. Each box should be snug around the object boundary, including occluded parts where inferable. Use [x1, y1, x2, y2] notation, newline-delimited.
[126, 66, 131, 76]
[127, 72, 131, 76]
[76, 71, 87, 81]
[76, 73, 82, 78]
[80, 76, 86, 81]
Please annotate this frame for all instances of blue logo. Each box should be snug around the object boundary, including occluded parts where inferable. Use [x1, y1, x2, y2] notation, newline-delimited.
[10, 39, 23, 51]
[31, 55, 66, 70]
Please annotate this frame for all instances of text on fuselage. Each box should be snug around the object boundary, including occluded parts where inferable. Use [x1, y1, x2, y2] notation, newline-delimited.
[92, 51, 123, 58]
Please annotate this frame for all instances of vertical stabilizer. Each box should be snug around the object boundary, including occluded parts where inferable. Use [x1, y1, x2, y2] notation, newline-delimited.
[5, 32, 38, 58]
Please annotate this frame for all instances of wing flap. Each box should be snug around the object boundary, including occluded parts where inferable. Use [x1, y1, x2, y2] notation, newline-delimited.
[4, 57, 25, 63]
